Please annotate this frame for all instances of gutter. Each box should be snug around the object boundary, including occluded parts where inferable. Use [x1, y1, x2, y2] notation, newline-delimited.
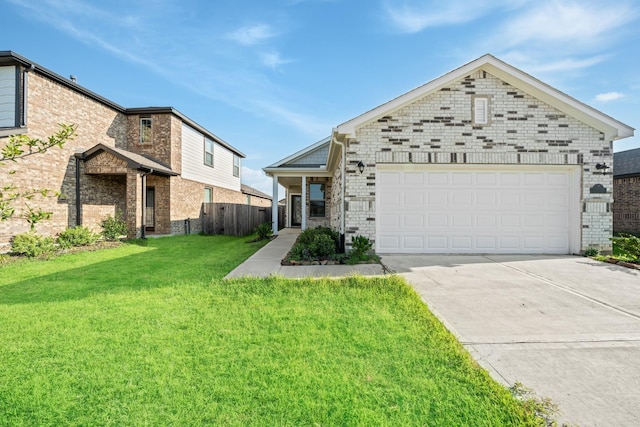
[331, 130, 346, 251]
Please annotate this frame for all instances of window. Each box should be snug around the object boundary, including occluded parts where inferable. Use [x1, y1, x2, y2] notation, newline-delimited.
[140, 118, 152, 144]
[204, 187, 212, 203]
[204, 138, 214, 166]
[233, 155, 240, 177]
[473, 97, 489, 125]
[309, 183, 326, 217]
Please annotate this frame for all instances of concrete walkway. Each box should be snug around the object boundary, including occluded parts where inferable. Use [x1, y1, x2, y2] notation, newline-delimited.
[225, 228, 384, 279]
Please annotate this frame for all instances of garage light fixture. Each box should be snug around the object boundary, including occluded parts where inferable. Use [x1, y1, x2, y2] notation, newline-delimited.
[595, 163, 609, 175]
[357, 161, 365, 174]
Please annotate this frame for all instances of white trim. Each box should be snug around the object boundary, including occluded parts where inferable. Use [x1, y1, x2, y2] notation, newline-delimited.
[301, 176, 307, 230]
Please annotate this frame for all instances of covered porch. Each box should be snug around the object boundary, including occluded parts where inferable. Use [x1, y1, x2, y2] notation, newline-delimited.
[264, 137, 341, 236]
[76, 144, 178, 239]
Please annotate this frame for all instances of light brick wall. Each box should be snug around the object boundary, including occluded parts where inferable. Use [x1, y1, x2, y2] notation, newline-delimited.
[613, 176, 640, 234]
[344, 70, 613, 252]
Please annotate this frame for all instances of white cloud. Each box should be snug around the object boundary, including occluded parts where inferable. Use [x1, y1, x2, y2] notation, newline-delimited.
[595, 92, 625, 102]
[261, 51, 294, 69]
[226, 23, 277, 46]
[241, 166, 285, 200]
[499, 1, 638, 48]
[381, 0, 525, 33]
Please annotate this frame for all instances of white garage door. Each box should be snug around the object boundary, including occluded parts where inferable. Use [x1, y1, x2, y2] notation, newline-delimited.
[376, 165, 578, 254]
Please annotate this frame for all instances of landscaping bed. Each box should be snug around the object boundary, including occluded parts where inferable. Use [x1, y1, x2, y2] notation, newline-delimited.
[282, 226, 379, 266]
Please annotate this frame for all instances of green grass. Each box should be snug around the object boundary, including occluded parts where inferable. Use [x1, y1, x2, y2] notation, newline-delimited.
[0, 235, 540, 426]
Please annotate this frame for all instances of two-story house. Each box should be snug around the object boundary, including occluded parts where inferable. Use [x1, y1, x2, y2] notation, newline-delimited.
[0, 51, 258, 246]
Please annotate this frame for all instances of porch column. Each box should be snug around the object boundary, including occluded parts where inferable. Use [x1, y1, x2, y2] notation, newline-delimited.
[126, 170, 143, 238]
[272, 174, 279, 235]
[301, 175, 307, 230]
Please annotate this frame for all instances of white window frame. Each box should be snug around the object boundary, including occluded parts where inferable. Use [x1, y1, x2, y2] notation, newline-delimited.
[140, 117, 152, 144]
[473, 97, 489, 125]
[233, 155, 240, 177]
[204, 138, 214, 167]
[204, 187, 213, 203]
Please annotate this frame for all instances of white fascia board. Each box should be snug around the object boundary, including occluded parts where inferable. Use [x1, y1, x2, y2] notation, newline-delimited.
[336, 54, 634, 141]
[265, 136, 331, 168]
[263, 167, 331, 177]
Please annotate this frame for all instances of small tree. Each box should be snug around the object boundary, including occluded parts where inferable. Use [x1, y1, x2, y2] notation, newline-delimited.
[0, 123, 76, 228]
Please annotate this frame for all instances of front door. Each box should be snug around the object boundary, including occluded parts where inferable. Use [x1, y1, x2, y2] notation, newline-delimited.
[291, 195, 302, 227]
[146, 187, 155, 231]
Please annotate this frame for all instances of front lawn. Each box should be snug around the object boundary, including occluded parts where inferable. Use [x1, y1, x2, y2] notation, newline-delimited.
[0, 235, 540, 426]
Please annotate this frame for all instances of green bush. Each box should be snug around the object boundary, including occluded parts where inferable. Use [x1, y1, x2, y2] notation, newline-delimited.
[255, 222, 273, 241]
[345, 235, 378, 265]
[583, 247, 599, 257]
[101, 211, 128, 241]
[611, 234, 640, 261]
[57, 226, 99, 249]
[287, 227, 340, 262]
[297, 227, 339, 250]
[10, 231, 56, 257]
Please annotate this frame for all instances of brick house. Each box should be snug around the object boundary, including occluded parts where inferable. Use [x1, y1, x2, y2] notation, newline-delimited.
[264, 54, 634, 254]
[0, 51, 264, 246]
[613, 148, 640, 234]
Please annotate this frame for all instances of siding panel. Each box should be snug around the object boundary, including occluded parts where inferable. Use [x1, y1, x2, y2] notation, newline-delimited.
[181, 123, 241, 191]
[0, 66, 16, 127]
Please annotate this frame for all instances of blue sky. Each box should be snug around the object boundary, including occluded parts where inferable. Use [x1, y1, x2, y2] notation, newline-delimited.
[2, 0, 639, 195]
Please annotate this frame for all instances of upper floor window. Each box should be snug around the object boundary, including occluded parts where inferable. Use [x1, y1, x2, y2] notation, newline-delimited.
[233, 154, 240, 177]
[309, 183, 326, 218]
[473, 97, 489, 125]
[204, 138, 214, 166]
[140, 118, 152, 144]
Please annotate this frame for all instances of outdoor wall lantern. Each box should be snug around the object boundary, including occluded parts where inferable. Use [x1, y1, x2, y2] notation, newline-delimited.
[357, 160, 365, 174]
[595, 163, 610, 175]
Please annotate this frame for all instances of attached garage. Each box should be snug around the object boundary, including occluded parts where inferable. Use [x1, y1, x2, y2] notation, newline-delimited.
[376, 165, 581, 254]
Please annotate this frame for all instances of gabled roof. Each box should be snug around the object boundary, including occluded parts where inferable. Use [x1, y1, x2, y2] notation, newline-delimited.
[614, 148, 640, 178]
[78, 144, 178, 176]
[241, 184, 271, 200]
[336, 54, 634, 141]
[264, 136, 330, 170]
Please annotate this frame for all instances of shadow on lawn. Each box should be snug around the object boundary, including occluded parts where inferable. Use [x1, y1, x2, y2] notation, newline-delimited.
[0, 235, 257, 305]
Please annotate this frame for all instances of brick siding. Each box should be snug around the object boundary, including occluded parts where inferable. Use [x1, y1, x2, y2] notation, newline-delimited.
[343, 70, 613, 252]
[613, 176, 640, 234]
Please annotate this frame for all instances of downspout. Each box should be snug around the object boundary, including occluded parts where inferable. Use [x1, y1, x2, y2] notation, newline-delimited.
[75, 155, 82, 226]
[332, 131, 346, 252]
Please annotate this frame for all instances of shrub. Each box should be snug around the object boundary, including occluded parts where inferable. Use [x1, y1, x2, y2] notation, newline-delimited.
[583, 247, 599, 257]
[287, 227, 340, 262]
[255, 222, 273, 241]
[342, 235, 374, 264]
[297, 227, 339, 250]
[10, 231, 56, 257]
[611, 234, 640, 261]
[101, 211, 128, 241]
[57, 226, 99, 249]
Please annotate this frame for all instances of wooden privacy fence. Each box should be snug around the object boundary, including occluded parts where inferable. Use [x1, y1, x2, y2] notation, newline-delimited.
[202, 203, 285, 236]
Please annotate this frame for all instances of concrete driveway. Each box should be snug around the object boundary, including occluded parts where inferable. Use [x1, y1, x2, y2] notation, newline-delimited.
[381, 254, 640, 427]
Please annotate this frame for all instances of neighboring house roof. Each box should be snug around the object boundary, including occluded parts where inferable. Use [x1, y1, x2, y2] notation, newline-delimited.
[614, 148, 640, 178]
[241, 184, 271, 200]
[0, 51, 245, 158]
[336, 54, 634, 141]
[78, 144, 178, 176]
